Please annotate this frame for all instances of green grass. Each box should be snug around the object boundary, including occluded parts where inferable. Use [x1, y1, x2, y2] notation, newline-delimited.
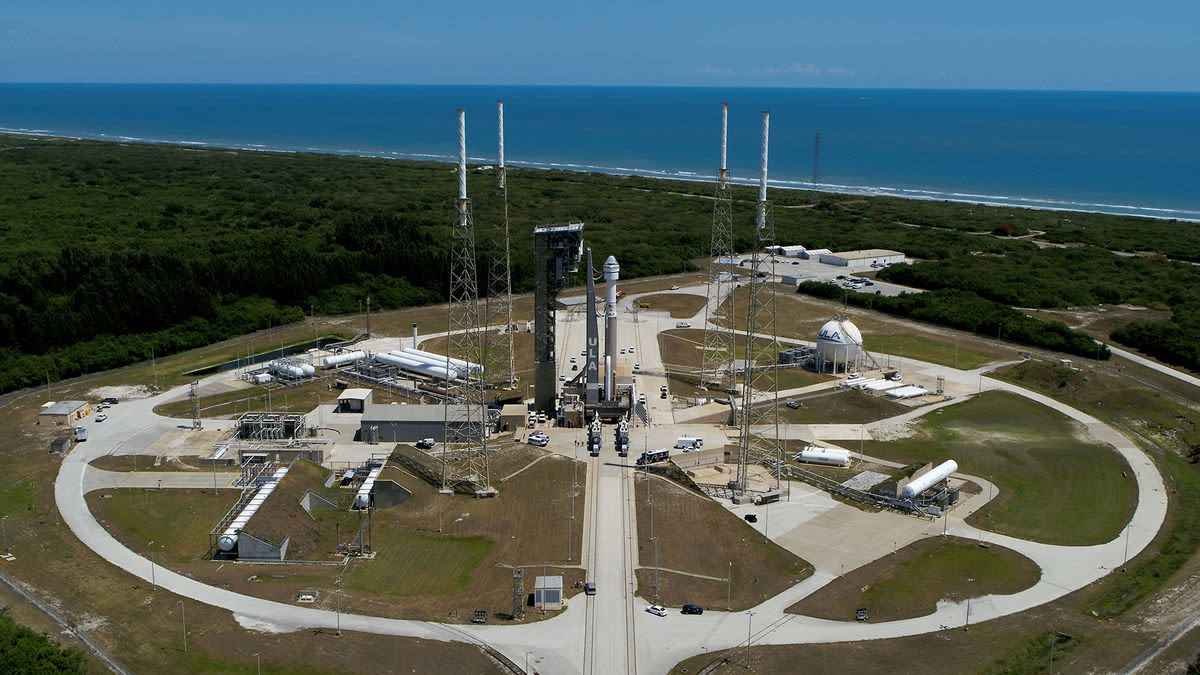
[779, 389, 908, 425]
[986, 630, 1078, 675]
[870, 333, 999, 370]
[344, 531, 493, 596]
[86, 489, 240, 563]
[789, 536, 1041, 622]
[863, 391, 1137, 545]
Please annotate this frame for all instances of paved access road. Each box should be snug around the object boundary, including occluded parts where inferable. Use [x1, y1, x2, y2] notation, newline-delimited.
[54, 292, 1171, 674]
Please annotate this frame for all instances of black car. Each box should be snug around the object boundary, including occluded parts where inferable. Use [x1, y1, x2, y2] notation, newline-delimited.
[855, 608, 869, 621]
[682, 604, 704, 615]
[101, 397, 119, 405]
[744, 514, 758, 523]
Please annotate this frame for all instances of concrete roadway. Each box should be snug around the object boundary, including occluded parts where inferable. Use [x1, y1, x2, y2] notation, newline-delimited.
[53, 286, 1173, 674]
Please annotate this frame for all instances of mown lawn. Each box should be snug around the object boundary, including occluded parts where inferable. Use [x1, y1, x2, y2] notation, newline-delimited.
[789, 536, 1041, 622]
[862, 391, 1137, 545]
[87, 488, 240, 563]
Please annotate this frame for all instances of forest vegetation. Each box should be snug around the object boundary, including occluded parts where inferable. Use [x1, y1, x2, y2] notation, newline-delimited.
[1, 133, 1197, 392]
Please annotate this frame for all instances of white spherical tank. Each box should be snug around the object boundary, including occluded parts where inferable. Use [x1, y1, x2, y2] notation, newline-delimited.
[816, 318, 864, 369]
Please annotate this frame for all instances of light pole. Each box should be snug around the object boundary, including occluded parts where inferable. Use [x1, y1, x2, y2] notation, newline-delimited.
[525, 651, 532, 674]
[727, 561, 732, 611]
[254, 652, 261, 675]
[335, 577, 342, 636]
[178, 600, 187, 652]
[1123, 523, 1132, 567]
[148, 540, 156, 591]
[744, 610, 756, 666]
[1, 516, 8, 555]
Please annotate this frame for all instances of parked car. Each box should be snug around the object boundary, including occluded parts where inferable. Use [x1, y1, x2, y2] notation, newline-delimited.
[645, 604, 668, 617]
[415, 438, 435, 449]
[744, 514, 758, 523]
[629, 347, 635, 353]
[528, 435, 549, 447]
[855, 608, 869, 621]
[669, 285, 680, 290]
[560, 374, 566, 381]
[585, 582, 597, 596]
[682, 604, 704, 615]
[101, 397, 119, 405]
[660, 390, 668, 399]
[620, 348, 626, 354]
[95, 413, 108, 422]
[634, 363, 641, 371]
[785, 399, 801, 409]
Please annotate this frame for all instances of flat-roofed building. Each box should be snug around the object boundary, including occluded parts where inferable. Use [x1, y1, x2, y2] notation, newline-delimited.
[337, 388, 374, 413]
[38, 400, 90, 426]
[533, 575, 564, 611]
[819, 249, 906, 270]
[359, 403, 490, 443]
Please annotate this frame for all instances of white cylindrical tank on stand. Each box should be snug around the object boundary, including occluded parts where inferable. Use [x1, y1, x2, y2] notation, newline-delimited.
[902, 460, 958, 499]
[794, 446, 851, 467]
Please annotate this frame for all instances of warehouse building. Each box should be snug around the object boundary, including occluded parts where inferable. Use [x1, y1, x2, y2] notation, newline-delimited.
[38, 400, 91, 426]
[358, 404, 491, 443]
[819, 249, 905, 270]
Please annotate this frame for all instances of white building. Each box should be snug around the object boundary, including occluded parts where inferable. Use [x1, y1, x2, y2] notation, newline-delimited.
[819, 249, 906, 270]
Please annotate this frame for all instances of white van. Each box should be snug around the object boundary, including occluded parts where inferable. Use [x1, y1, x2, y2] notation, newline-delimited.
[674, 436, 703, 450]
[676, 322, 691, 328]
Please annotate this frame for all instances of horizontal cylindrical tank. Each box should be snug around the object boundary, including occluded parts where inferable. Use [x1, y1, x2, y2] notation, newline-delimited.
[376, 352, 459, 381]
[217, 466, 289, 553]
[300, 363, 316, 376]
[902, 460, 958, 499]
[794, 446, 851, 467]
[319, 350, 367, 368]
[268, 360, 306, 379]
[401, 347, 482, 375]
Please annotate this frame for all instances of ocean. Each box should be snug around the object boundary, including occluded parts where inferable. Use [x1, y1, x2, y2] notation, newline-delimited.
[1, 84, 1197, 221]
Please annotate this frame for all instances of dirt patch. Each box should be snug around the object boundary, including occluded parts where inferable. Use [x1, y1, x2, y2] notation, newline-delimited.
[87, 385, 156, 401]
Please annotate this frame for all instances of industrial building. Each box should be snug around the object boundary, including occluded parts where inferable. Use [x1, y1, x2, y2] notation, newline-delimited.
[819, 249, 905, 270]
[498, 403, 528, 433]
[337, 388, 374, 413]
[533, 575, 564, 611]
[38, 400, 91, 426]
[358, 403, 492, 443]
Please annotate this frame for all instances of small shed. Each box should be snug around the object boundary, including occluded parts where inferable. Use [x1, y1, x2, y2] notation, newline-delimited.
[499, 404, 527, 433]
[533, 575, 564, 611]
[337, 388, 374, 413]
[50, 437, 73, 454]
[38, 400, 91, 426]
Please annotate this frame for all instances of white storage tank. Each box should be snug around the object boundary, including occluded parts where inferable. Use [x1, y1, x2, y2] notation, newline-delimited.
[794, 446, 851, 467]
[268, 360, 307, 379]
[902, 460, 958, 499]
[815, 317, 864, 373]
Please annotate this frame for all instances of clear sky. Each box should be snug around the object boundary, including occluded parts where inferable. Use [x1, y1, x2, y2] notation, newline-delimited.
[2, 1, 1196, 91]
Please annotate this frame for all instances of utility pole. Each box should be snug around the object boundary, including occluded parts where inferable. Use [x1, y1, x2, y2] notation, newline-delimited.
[178, 600, 187, 653]
[727, 561, 732, 610]
[745, 610, 756, 667]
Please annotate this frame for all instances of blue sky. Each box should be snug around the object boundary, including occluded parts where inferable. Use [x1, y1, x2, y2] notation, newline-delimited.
[2, 1, 1196, 91]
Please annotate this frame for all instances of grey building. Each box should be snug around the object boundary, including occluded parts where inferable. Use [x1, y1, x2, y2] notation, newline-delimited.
[359, 404, 489, 443]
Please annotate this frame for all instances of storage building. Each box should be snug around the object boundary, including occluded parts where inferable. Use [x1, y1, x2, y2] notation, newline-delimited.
[337, 388, 374, 413]
[38, 400, 91, 426]
[819, 249, 906, 270]
[499, 404, 528, 433]
[533, 575, 564, 611]
[359, 404, 489, 443]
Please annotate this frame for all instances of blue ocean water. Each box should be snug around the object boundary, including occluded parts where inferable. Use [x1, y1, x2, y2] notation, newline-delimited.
[1, 84, 1197, 220]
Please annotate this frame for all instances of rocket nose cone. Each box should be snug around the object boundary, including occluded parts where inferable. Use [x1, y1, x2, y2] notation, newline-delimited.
[604, 255, 619, 274]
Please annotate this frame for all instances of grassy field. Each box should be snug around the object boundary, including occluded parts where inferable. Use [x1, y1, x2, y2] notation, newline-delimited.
[86, 489, 240, 564]
[862, 391, 1137, 545]
[634, 293, 707, 318]
[788, 536, 1041, 622]
[778, 389, 910, 425]
[657, 328, 829, 394]
[717, 287, 1012, 370]
[343, 531, 493, 596]
[634, 473, 810, 610]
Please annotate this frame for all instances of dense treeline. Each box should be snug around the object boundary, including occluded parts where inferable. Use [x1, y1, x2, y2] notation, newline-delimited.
[875, 245, 1200, 370]
[0, 610, 85, 674]
[796, 282, 1109, 360]
[0, 134, 1190, 392]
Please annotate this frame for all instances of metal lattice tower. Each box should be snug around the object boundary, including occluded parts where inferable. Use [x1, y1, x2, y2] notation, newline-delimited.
[442, 108, 494, 497]
[735, 111, 781, 493]
[511, 567, 525, 620]
[484, 99, 516, 388]
[189, 380, 202, 430]
[701, 102, 737, 390]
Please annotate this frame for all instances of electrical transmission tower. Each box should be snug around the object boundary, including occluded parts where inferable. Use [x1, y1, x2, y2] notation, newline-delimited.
[735, 111, 781, 494]
[484, 99, 516, 389]
[442, 108, 495, 497]
[701, 102, 738, 390]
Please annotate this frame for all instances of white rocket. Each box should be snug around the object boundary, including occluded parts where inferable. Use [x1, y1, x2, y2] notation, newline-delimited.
[603, 255, 620, 396]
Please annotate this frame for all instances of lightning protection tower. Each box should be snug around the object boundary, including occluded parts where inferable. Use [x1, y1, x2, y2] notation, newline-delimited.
[189, 380, 202, 431]
[484, 99, 516, 389]
[701, 102, 737, 390]
[442, 108, 495, 497]
[734, 111, 781, 494]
